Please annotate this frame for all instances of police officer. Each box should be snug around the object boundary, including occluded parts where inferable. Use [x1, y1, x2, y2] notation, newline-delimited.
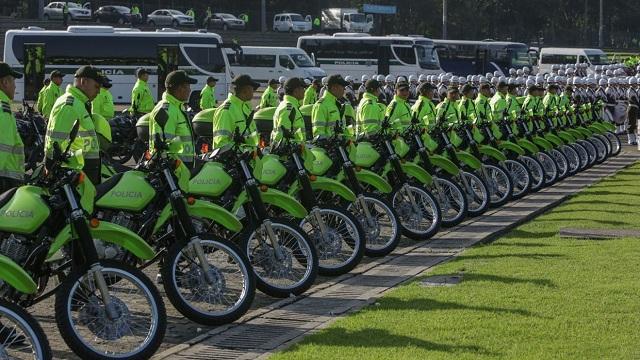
[411, 82, 438, 128]
[277, 76, 287, 102]
[186, 8, 195, 18]
[489, 81, 509, 122]
[303, 78, 320, 106]
[0, 63, 25, 192]
[435, 87, 461, 125]
[204, 6, 213, 27]
[36, 78, 51, 113]
[626, 77, 638, 145]
[62, 2, 69, 26]
[386, 81, 412, 131]
[130, 68, 155, 117]
[355, 79, 384, 137]
[311, 74, 349, 137]
[259, 79, 279, 109]
[474, 82, 493, 124]
[356, 75, 368, 102]
[212, 74, 260, 149]
[458, 84, 477, 124]
[271, 77, 307, 145]
[39, 70, 64, 118]
[44, 65, 104, 184]
[148, 70, 197, 167]
[199, 76, 218, 110]
[91, 76, 115, 120]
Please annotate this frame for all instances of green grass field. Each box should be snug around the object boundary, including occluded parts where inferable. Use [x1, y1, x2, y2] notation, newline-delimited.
[272, 164, 640, 360]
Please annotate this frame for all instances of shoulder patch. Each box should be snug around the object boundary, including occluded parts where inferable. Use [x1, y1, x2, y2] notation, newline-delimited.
[1, 101, 10, 113]
[223, 101, 231, 110]
[286, 103, 293, 110]
[65, 96, 75, 105]
[161, 102, 170, 110]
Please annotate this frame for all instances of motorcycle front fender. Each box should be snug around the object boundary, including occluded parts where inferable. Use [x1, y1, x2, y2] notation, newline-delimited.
[516, 139, 539, 154]
[598, 121, 616, 131]
[456, 150, 483, 170]
[152, 198, 242, 233]
[479, 144, 507, 162]
[233, 188, 308, 219]
[544, 133, 564, 147]
[588, 124, 606, 135]
[48, 221, 155, 261]
[401, 161, 433, 186]
[533, 136, 553, 151]
[498, 140, 525, 156]
[0, 254, 37, 294]
[566, 128, 585, 140]
[310, 176, 357, 202]
[354, 168, 393, 194]
[429, 153, 459, 177]
[558, 130, 576, 143]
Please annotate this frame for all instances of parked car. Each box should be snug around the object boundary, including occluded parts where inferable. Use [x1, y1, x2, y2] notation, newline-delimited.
[43, 2, 92, 21]
[94, 6, 139, 24]
[147, 9, 194, 27]
[210, 13, 246, 30]
[273, 13, 312, 32]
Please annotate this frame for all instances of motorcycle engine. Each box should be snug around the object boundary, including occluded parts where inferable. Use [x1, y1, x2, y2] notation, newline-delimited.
[112, 211, 133, 229]
[0, 234, 30, 264]
[94, 211, 132, 260]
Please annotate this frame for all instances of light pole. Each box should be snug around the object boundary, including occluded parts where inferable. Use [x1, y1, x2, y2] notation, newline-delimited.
[261, 0, 266, 32]
[598, 0, 604, 48]
[442, 0, 448, 39]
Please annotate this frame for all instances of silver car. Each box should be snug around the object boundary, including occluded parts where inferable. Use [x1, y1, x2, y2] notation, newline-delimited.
[43, 2, 92, 21]
[147, 9, 194, 27]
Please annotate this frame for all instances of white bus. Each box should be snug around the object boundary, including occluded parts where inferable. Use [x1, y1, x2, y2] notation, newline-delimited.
[297, 33, 443, 78]
[3, 26, 233, 104]
[433, 39, 534, 76]
[224, 46, 326, 85]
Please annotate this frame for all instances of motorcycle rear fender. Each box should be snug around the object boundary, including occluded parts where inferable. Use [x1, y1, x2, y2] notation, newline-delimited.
[290, 176, 356, 202]
[354, 168, 393, 194]
[498, 140, 525, 156]
[479, 144, 507, 162]
[456, 150, 483, 170]
[154, 199, 242, 233]
[233, 188, 308, 218]
[401, 161, 433, 186]
[0, 254, 37, 294]
[429, 153, 459, 177]
[48, 221, 155, 261]
[533, 136, 553, 151]
[516, 139, 539, 154]
[576, 126, 593, 137]
[566, 128, 584, 140]
[544, 133, 564, 146]
[558, 130, 576, 143]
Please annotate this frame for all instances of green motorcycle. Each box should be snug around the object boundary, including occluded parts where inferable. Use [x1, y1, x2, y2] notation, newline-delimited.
[0, 124, 166, 360]
[193, 130, 318, 299]
[0, 254, 51, 359]
[92, 113, 256, 326]
[349, 120, 442, 240]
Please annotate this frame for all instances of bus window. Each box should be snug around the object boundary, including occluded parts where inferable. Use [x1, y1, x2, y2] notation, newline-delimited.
[415, 44, 439, 70]
[587, 53, 609, 65]
[541, 54, 577, 64]
[182, 46, 226, 73]
[510, 49, 531, 66]
[392, 46, 416, 65]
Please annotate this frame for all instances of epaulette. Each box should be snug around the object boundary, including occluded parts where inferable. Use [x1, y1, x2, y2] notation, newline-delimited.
[65, 96, 75, 106]
[161, 102, 170, 110]
[223, 101, 231, 110]
[286, 103, 293, 110]
[1, 101, 10, 114]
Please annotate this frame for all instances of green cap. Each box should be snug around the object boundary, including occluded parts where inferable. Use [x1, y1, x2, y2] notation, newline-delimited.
[74, 65, 104, 83]
[0, 62, 23, 79]
[165, 70, 197, 88]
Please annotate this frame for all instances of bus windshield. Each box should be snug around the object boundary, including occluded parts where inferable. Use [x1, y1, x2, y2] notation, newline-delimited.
[415, 44, 440, 70]
[587, 53, 609, 65]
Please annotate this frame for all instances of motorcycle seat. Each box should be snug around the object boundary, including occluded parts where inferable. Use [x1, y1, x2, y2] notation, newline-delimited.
[95, 172, 124, 200]
[0, 188, 17, 209]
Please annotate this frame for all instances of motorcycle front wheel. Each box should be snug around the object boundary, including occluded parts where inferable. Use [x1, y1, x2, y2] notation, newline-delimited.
[55, 261, 166, 360]
[0, 298, 52, 360]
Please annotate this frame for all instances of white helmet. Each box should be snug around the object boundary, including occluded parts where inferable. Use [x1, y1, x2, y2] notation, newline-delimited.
[486, 72, 493, 78]
[629, 77, 637, 85]
[385, 74, 395, 83]
[361, 74, 369, 82]
[344, 75, 354, 83]
[418, 74, 428, 82]
[523, 67, 530, 74]
[508, 78, 517, 85]
[525, 79, 535, 87]
[279, 76, 287, 84]
[566, 68, 575, 76]
[304, 78, 311, 85]
[408, 75, 417, 83]
[396, 75, 407, 83]
[451, 76, 460, 84]
[516, 69, 524, 76]
[491, 77, 499, 85]
[493, 71, 501, 77]
[471, 75, 479, 83]
[554, 76, 562, 83]
[607, 78, 616, 86]
[558, 70, 565, 76]
[605, 70, 614, 76]
[321, 77, 328, 86]
[479, 76, 487, 83]
[509, 68, 516, 76]
[572, 77, 581, 86]
[598, 78, 607, 87]
[376, 74, 385, 82]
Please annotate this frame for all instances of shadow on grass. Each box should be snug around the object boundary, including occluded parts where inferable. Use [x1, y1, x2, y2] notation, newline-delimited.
[552, 208, 638, 216]
[567, 199, 633, 207]
[501, 229, 558, 240]
[490, 241, 553, 248]
[461, 273, 556, 288]
[456, 253, 564, 261]
[286, 327, 498, 355]
[582, 190, 640, 197]
[377, 297, 540, 318]
[534, 217, 630, 226]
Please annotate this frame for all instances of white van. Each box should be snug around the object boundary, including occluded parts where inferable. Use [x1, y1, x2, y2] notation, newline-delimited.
[273, 13, 312, 32]
[538, 47, 609, 74]
[225, 46, 326, 84]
